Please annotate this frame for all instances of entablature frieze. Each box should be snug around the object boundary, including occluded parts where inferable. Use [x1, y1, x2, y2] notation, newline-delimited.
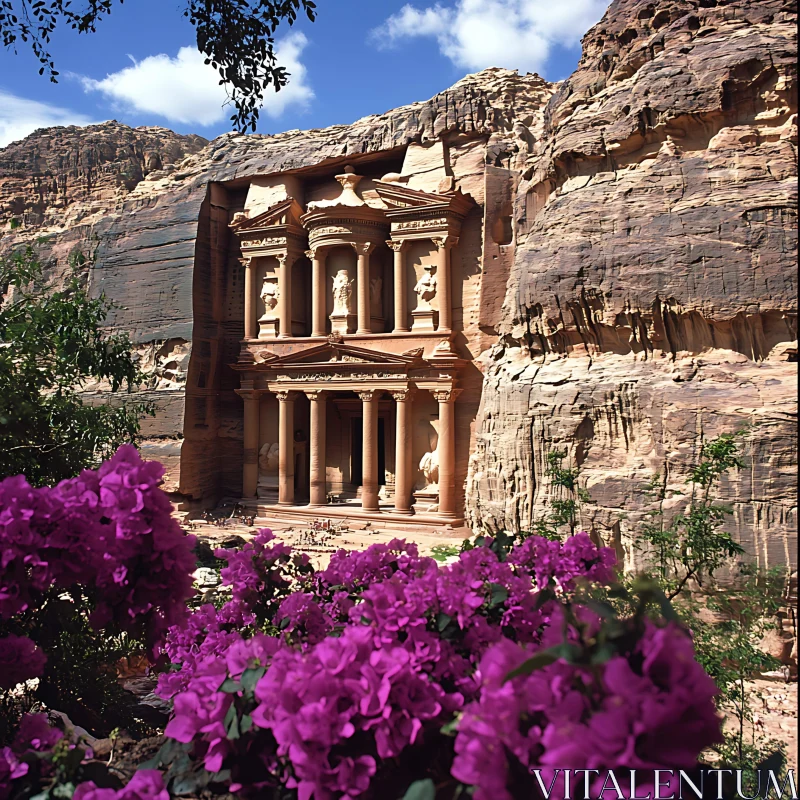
[305, 220, 390, 250]
[238, 230, 308, 257]
[385, 206, 468, 242]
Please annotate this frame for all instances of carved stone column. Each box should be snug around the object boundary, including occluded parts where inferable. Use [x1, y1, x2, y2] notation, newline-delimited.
[353, 242, 375, 335]
[277, 252, 293, 339]
[433, 388, 461, 519]
[391, 388, 415, 514]
[358, 389, 381, 511]
[242, 258, 256, 340]
[307, 248, 327, 337]
[433, 236, 458, 334]
[387, 240, 409, 333]
[276, 390, 297, 504]
[307, 390, 327, 506]
[241, 389, 260, 498]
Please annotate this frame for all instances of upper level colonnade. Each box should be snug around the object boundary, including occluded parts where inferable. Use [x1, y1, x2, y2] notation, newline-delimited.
[230, 166, 473, 342]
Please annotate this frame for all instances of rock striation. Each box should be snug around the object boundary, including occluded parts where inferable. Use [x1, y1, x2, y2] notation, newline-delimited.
[0, 0, 795, 577]
[469, 0, 798, 573]
[0, 121, 207, 231]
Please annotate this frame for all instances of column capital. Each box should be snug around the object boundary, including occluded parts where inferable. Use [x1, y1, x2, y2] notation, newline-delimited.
[275, 250, 296, 267]
[239, 256, 253, 267]
[357, 389, 383, 402]
[386, 239, 409, 252]
[391, 387, 416, 402]
[305, 389, 328, 402]
[431, 387, 462, 403]
[351, 241, 376, 256]
[432, 235, 459, 250]
[305, 246, 329, 259]
[275, 389, 299, 403]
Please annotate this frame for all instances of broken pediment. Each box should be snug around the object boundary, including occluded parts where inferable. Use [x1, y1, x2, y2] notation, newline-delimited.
[373, 182, 474, 217]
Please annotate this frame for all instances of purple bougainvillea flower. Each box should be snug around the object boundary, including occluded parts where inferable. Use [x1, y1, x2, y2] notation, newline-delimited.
[0, 634, 47, 689]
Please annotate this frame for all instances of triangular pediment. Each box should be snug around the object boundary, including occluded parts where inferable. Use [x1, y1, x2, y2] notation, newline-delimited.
[230, 198, 305, 233]
[267, 341, 423, 368]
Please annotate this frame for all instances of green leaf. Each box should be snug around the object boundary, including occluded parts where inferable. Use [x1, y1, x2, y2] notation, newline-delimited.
[220, 677, 242, 693]
[589, 643, 616, 664]
[436, 612, 452, 632]
[440, 715, 461, 736]
[171, 767, 214, 796]
[504, 648, 560, 681]
[402, 778, 436, 800]
[240, 665, 266, 692]
[226, 711, 240, 740]
[223, 703, 236, 730]
[240, 713, 253, 734]
[504, 643, 582, 681]
[489, 583, 508, 607]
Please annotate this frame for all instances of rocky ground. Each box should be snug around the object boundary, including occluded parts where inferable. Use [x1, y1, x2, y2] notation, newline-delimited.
[734, 678, 798, 773]
[182, 513, 467, 571]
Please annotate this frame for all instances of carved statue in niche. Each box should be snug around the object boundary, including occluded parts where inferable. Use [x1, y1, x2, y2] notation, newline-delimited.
[419, 448, 439, 488]
[258, 442, 279, 474]
[414, 265, 437, 310]
[331, 269, 354, 315]
[370, 276, 383, 316]
[260, 280, 279, 313]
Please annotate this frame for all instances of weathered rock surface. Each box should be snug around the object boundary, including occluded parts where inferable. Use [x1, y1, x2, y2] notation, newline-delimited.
[0, 121, 207, 232]
[468, 0, 798, 574]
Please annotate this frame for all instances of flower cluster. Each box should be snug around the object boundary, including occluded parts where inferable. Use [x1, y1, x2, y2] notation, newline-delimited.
[217, 529, 311, 623]
[73, 771, 169, 800]
[251, 623, 451, 797]
[157, 530, 722, 798]
[0, 445, 197, 655]
[451, 624, 722, 800]
[0, 635, 47, 690]
[0, 747, 27, 800]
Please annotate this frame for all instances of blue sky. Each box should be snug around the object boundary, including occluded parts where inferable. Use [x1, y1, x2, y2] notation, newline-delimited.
[0, 0, 611, 147]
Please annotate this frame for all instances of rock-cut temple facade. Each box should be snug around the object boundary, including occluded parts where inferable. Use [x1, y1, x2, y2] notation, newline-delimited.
[224, 147, 504, 528]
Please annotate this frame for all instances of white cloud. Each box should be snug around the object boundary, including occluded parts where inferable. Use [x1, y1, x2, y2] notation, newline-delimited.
[78, 32, 313, 127]
[0, 91, 95, 148]
[371, 0, 609, 75]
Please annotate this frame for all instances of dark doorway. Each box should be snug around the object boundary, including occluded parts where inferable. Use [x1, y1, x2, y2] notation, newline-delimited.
[350, 417, 386, 487]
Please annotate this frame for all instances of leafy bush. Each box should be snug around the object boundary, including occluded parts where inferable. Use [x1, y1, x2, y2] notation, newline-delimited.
[0, 248, 153, 488]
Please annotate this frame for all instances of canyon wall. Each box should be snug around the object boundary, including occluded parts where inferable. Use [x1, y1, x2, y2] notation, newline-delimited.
[468, 0, 798, 574]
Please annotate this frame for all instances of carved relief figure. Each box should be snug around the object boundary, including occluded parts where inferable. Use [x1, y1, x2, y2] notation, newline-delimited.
[370, 276, 383, 316]
[258, 442, 279, 474]
[331, 269, 354, 315]
[414, 266, 437, 310]
[260, 280, 279, 313]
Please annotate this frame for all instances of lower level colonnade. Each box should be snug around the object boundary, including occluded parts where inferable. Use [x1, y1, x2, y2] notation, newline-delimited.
[240, 385, 460, 521]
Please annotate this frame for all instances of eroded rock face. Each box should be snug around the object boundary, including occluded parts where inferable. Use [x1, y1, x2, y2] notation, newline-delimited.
[0, 121, 207, 231]
[468, 0, 797, 572]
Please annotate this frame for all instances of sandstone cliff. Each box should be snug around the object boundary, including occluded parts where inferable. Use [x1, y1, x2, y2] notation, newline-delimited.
[469, 0, 797, 574]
